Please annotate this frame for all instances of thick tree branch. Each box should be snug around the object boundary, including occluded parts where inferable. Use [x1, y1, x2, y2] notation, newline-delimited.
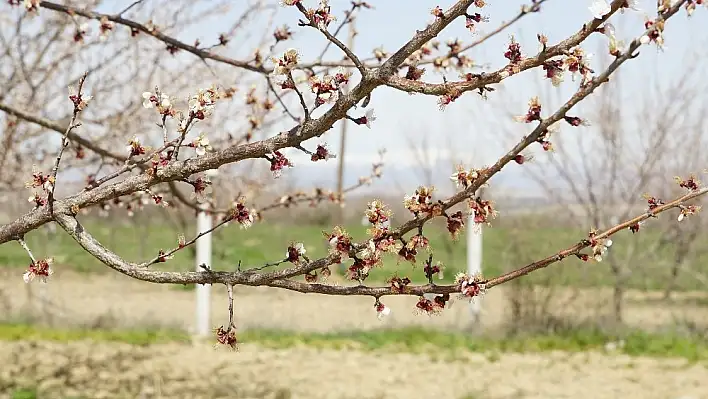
[49, 186, 706, 295]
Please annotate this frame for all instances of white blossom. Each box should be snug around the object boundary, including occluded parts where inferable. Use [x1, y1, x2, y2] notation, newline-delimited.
[589, 0, 611, 19]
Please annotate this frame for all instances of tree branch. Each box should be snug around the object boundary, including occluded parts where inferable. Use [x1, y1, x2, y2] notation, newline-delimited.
[48, 186, 706, 295]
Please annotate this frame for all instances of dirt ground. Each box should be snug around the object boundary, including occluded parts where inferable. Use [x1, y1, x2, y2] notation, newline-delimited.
[1, 340, 706, 399]
[1, 270, 708, 399]
[2, 270, 708, 333]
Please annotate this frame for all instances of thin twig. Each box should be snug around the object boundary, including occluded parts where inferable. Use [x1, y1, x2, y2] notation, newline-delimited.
[314, 4, 358, 62]
[227, 284, 235, 329]
[48, 71, 88, 214]
[287, 72, 310, 122]
[17, 237, 37, 263]
[295, 3, 367, 76]
[265, 76, 299, 122]
[116, 0, 146, 17]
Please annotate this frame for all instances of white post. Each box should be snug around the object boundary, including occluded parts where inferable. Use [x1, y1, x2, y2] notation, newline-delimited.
[195, 202, 212, 337]
[467, 212, 483, 323]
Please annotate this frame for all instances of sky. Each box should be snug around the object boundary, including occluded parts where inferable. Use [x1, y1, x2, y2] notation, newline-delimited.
[89, 1, 708, 198]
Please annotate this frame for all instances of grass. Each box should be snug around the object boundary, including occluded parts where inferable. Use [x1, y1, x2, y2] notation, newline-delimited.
[0, 323, 191, 346]
[1, 323, 707, 361]
[1, 216, 707, 290]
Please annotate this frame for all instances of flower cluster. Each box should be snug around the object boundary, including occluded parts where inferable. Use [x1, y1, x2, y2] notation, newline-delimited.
[540, 47, 594, 87]
[675, 175, 701, 192]
[503, 36, 523, 75]
[588, 0, 611, 19]
[537, 123, 560, 152]
[415, 294, 450, 315]
[388, 275, 411, 293]
[360, 230, 401, 268]
[455, 272, 486, 298]
[147, 150, 174, 177]
[11, 0, 40, 15]
[69, 85, 92, 112]
[446, 210, 466, 240]
[373, 46, 388, 62]
[303, 0, 336, 28]
[189, 175, 212, 201]
[374, 300, 391, 320]
[588, 229, 613, 262]
[643, 193, 665, 213]
[352, 109, 376, 128]
[468, 196, 498, 226]
[599, 23, 625, 57]
[397, 234, 430, 264]
[629, 221, 642, 234]
[25, 166, 55, 209]
[99, 16, 114, 40]
[678, 205, 701, 222]
[432, 39, 476, 71]
[424, 259, 444, 281]
[214, 326, 238, 350]
[273, 25, 293, 43]
[225, 198, 256, 229]
[640, 18, 665, 49]
[564, 47, 594, 83]
[308, 70, 351, 106]
[324, 226, 353, 259]
[156, 249, 173, 263]
[189, 133, 212, 156]
[465, 12, 489, 34]
[450, 164, 482, 189]
[188, 86, 220, 120]
[437, 88, 462, 110]
[266, 150, 293, 178]
[23, 258, 54, 284]
[542, 60, 565, 87]
[364, 200, 392, 228]
[285, 242, 308, 265]
[685, 0, 708, 16]
[126, 136, 147, 157]
[514, 97, 542, 123]
[403, 186, 442, 217]
[405, 64, 426, 81]
[25, 165, 54, 191]
[272, 48, 300, 75]
[142, 90, 175, 117]
[346, 256, 377, 281]
[310, 144, 335, 162]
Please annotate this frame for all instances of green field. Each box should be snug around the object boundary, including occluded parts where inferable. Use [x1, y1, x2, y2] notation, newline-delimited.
[0, 217, 706, 290]
[1, 323, 707, 361]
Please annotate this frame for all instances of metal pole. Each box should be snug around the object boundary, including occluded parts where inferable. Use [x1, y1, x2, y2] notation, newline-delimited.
[467, 188, 484, 324]
[195, 201, 212, 337]
[334, 17, 356, 225]
[467, 213, 483, 322]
